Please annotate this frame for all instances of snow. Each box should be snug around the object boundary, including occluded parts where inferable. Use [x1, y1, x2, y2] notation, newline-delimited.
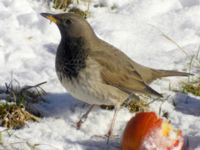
[0, 0, 200, 149]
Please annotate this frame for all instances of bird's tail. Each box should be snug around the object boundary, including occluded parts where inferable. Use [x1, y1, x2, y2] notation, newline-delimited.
[154, 69, 192, 78]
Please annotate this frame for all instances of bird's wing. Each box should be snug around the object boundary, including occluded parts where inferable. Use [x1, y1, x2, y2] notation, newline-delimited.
[90, 41, 162, 97]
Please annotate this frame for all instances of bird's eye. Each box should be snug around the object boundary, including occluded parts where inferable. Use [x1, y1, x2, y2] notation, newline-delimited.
[64, 19, 71, 25]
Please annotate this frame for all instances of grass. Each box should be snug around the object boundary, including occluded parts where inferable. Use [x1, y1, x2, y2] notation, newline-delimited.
[181, 79, 200, 96]
[3, 80, 46, 106]
[0, 80, 47, 129]
[100, 97, 149, 112]
[150, 24, 200, 98]
[52, 0, 90, 18]
[52, 0, 73, 10]
[0, 104, 39, 129]
[126, 99, 148, 112]
[68, 7, 88, 19]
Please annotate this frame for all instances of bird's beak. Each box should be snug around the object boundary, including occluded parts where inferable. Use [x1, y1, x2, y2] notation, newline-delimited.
[40, 13, 60, 24]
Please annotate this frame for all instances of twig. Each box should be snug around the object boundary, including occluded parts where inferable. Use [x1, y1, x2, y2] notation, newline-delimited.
[20, 81, 47, 93]
[158, 96, 169, 116]
[196, 44, 200, 59]
[188, 55, 195, 82]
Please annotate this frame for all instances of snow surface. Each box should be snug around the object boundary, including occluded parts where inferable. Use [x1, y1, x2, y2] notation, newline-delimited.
[0, 0, 200, 149]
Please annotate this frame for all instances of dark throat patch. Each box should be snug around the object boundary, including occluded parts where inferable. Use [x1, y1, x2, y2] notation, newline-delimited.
[56, 37, 88, 80]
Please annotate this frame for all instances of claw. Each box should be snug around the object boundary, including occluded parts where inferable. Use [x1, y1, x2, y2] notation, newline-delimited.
[76, 104, 94, 129]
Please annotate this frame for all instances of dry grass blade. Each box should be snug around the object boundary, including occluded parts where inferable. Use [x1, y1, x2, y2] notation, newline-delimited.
[150, 25, 200, 98]
[195, 44, 200, 59]
[162, 34, 200, 68]
[161, 33, 188, 56]
[149, 24, 200, 67]
[0, 80, 47, 129]
[2, 80, 47, 105]
[0, 104, 40, 129]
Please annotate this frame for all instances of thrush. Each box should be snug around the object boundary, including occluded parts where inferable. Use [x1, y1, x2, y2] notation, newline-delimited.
[41, 12, 191, 140]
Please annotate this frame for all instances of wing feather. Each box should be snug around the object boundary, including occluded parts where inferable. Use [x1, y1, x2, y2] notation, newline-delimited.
[89, 43, 162, 97]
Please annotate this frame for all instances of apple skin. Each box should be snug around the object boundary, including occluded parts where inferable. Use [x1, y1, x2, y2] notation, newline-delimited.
[121, 112, 184, 150]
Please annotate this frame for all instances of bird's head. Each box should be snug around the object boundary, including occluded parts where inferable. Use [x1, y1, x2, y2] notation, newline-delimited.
[40, 13, 95, 40]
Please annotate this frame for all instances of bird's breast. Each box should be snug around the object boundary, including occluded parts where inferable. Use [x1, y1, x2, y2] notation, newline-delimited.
[56, 57, 118, 105]
[55, 37, 89, 79]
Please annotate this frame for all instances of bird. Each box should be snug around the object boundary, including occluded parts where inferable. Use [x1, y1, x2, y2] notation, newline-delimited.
[40, 12, 191, 140]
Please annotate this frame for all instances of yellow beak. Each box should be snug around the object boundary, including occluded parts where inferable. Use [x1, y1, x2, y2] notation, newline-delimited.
[40, 13, 60, 24]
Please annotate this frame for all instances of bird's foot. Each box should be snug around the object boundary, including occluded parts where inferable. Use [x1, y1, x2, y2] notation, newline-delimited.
[76, 112, 89, 129]
[76, 105, 94, 130]
[76, 119, 83, 130]
[105, 130, 112, 144]
[91, 133, 118, 144]
[91, 125, 115, 144]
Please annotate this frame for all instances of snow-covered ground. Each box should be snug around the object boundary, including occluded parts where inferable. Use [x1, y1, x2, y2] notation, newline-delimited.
[0, 0, 200, 149]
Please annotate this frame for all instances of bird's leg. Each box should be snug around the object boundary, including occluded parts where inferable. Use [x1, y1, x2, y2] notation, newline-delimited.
[76, 104, 95, 129]
[106, 108, 119, 144]
[105, 93, 139, 143]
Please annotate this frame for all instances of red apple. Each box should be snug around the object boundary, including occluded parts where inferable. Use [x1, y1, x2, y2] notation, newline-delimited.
[121, 112, 184, 150]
